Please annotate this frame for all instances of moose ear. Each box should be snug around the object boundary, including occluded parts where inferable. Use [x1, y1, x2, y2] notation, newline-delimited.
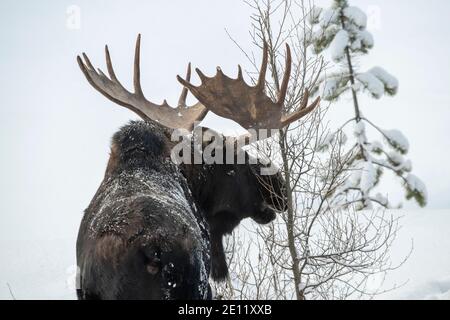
[105, 143, 120, 178]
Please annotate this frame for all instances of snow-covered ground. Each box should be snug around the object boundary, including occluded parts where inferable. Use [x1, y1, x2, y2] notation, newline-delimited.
[375, 210, 450, 300]
[0, 209, 448, 300]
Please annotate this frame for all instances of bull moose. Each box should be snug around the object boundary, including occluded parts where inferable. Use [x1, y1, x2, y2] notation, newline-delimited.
[76, 34, 320, 299]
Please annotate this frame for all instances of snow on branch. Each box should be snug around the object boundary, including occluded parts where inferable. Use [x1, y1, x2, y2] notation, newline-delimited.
[319, 8, 340, 28]
[343, 6, 367, 28]
[308, 6, 323, 25]
[382, 129, 410, 154]
[350, 30, 374, 52]
[405, 174, 428, 207]
[369, 67, 399, 96]
[356, 72, 385, 98]
[360, 161, 377, 194]
[355, 67, 398, 99]
[330, 30, 349, 62]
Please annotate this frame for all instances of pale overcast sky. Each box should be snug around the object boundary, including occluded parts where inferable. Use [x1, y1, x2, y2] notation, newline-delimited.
[0, 1, 449, 292]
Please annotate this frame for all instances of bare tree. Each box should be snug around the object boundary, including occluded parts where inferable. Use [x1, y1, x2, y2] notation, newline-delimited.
[213, 0, 407, 300]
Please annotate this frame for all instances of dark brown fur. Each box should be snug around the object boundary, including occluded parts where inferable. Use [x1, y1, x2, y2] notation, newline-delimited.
[77, 120, 287, 299]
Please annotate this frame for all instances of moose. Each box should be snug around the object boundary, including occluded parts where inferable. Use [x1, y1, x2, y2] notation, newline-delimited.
[76, 34, 320, 300]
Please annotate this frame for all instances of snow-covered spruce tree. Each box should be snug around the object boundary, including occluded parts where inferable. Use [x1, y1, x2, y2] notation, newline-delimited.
[308, 0, 427, 209]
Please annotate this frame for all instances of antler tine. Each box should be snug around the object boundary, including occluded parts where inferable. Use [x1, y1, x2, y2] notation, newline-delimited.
[78, 34, 207, 131]
[195, 68, 208, 83]
[104, 46, 120, 84]
[256, 40, 269, 90]
[176, 39, 321, 137]
[280, 90, 321, 127]
[237, 65, 243, 80]
[277, 43, 292, 105]
[77, 53, 117, 104]
[177, 72, 193, 89]
[133, 34, 144, 98]
[178, 63, 191, 107]
[299, 88, 310, 110]
[176, 72, 201, 99]
[81, 52, 94, 70]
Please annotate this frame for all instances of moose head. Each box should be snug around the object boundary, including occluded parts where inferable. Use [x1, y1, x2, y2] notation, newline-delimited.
[77, 34, 320, 295]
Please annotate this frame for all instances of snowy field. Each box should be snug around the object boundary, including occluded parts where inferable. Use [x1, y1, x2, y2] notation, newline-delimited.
[0, 209, 448, 300]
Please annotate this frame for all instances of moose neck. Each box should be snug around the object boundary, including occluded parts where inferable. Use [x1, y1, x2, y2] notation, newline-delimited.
[104, 120, 173, 178]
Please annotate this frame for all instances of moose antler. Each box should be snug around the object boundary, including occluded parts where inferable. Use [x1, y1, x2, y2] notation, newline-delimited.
[77, 34, 207, 131]
[177, 41, 320, 134]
